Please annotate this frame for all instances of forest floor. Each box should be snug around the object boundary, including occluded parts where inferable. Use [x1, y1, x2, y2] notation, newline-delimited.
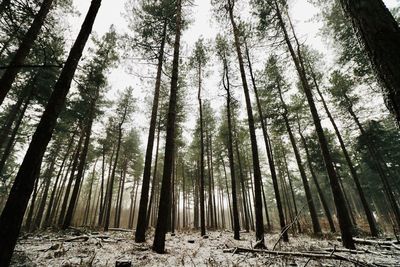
[11, 228, 400, 266]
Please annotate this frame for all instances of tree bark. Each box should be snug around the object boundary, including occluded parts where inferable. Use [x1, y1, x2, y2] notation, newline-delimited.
[0, 1, 102, 263]
[152, 0, 182, 253]
[221, 57, 241, 239]
[198, 58, 206, 237]
[340, 0, 400, 123]
[135, 20, 167, 242]
[227, 0, 264, 246]
[245, 38, 286, 242]
[146, 119, 161, 227]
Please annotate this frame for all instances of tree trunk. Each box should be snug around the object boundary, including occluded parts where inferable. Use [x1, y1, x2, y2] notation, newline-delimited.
[235, 142, 250, 233]
[63, 112, 94, 229]
[24, 170, 41, 231]
[340, 0, 400, 122]
[58, 129, 84, 226]
[43, 131, 76, 228]
[245, 39, 286, 242]
[83, 161, 97, 226]
[206, 131, 214, 229]
[152, 0, 182, 253]
[115, 164, 126, 228]
[0, 0, 54, 106]
[222, 57, 240, 239]
[274, 0, 354, 249]
[0, 92, 31, 175]
[0, 87, 28, 150]
[227, 0, 264, 247]
[278, 89, 321, 235]
[0, 0, 102, 262]
[146, 119, 161, 227]
[104, 124, 124, 231]
[135, 20, 167, 242]
[348, 104, 400, 228]
[32, 151, 58, 231]
[261, 181, 271, 231]
[298, 126, 336, 233]
[282, 150, 301, 234]
[309, 68, 379, 236]
[198, 60, 206, 237]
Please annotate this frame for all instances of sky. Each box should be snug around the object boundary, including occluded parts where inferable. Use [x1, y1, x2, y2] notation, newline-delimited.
[68, 0, 399, 149]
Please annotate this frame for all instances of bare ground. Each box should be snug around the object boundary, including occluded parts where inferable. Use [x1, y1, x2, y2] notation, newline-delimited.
[11, 229, 400, 266]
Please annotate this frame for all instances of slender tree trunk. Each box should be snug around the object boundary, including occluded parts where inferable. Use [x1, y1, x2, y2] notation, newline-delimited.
[152, 0, 182, 253]
[146, 119, 161, 227]
[135, 20, 167, 242]
[261, 181, 271, 231]
[298, 127, 336, 233]
[114, 170, 123, 227]
[24, 170, 41, 231]
[0, 0, 54, 106]
[222, 56, 240, 239]
[209, 135, 218, 229]
[278, 91, 321, 234]
[58, 129, 84, 226]
[198, 62, 206, 237]
[0, 92, 31, 175]
[104, 123, 124, 231]
[221, 157, 234, 230]
[116, 162, 127, 228]
[227, 0, 264, 247]
[43, 131, 76, 229]
[274, 0, 354, 248]
[246, 39, 286, 242]
[83, 161, 97, 226]
[98, 144, 106, 225]
[32, 151, 59, 231]
[51, 149, 75, 224]
[0, 87, 28, 150]
[281, 150, 301, 234]
[100, 144, 115, 226]
[348, 104, 400, 228]
[63, 112, 94, 229]
[206, 131, 214, 229]
[235, 142, 250, 233]
[309, 69, 379, 236]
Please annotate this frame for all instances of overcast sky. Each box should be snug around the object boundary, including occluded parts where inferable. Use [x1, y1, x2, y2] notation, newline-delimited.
[67, 0, 399, 149]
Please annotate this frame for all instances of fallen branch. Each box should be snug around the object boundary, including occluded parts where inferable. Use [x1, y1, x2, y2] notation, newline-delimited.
[224, 247, 371, 266]
[338, 237, 400, 251]
[62, 236, 89, 242]
[273, 203, 307, 250]
[108, 228, 133, 233]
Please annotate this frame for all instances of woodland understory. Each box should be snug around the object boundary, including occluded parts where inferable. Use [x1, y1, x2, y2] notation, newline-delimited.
[11, 229, 400, 267]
